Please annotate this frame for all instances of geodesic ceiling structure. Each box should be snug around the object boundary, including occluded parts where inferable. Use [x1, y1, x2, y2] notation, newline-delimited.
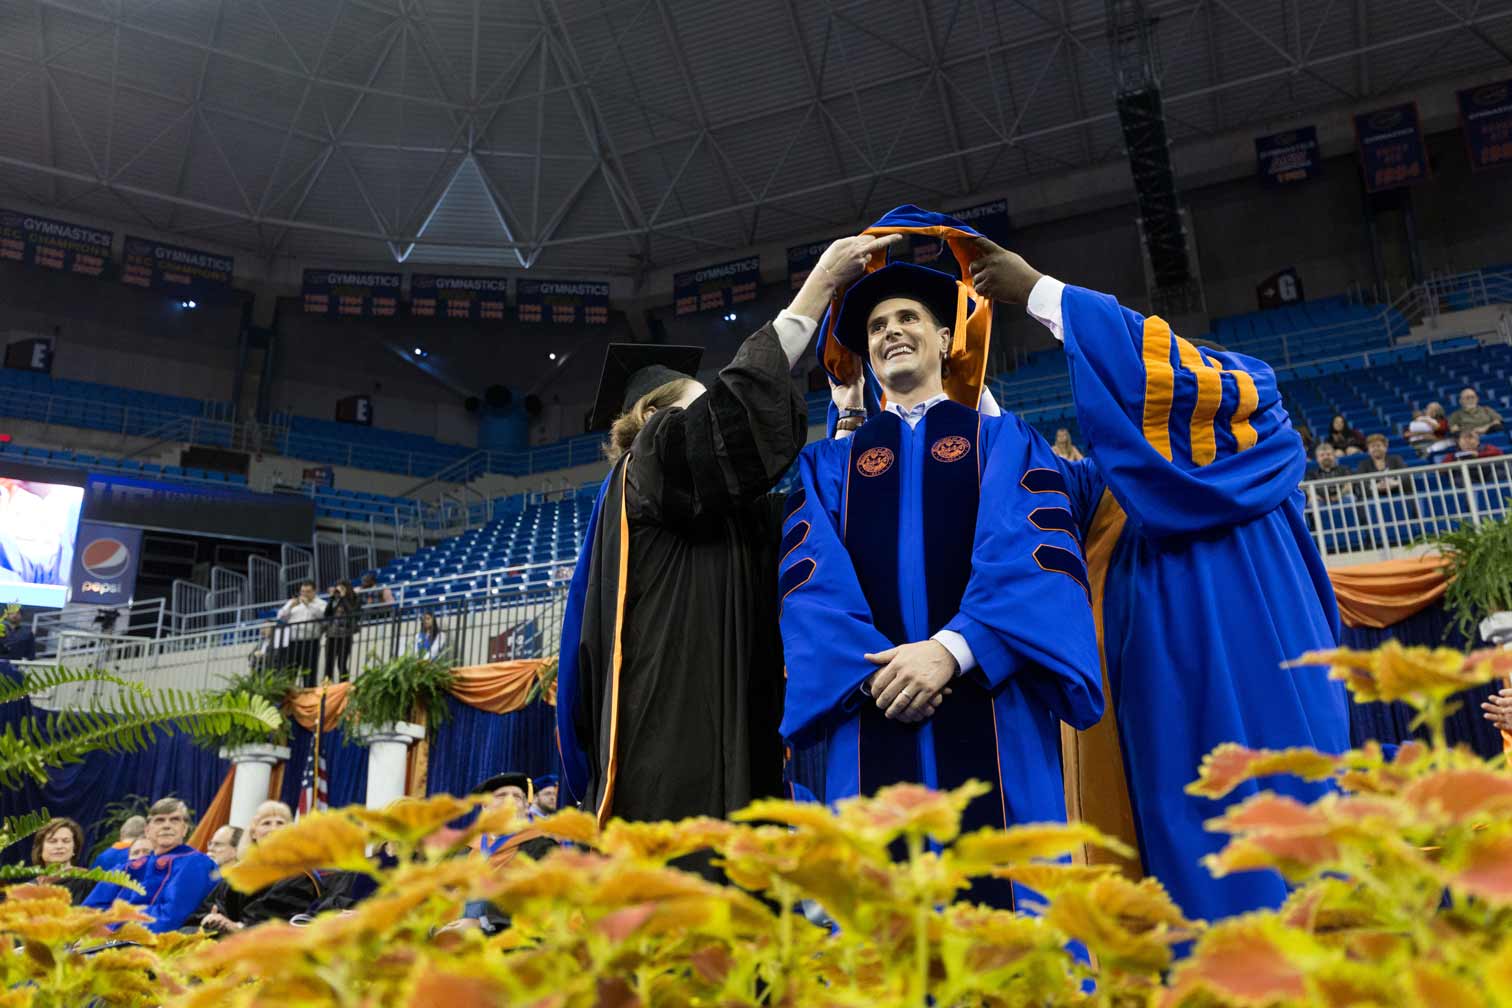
[0, 0, 1508, 277]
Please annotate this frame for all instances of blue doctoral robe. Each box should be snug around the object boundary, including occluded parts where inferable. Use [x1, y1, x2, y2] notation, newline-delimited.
[1050, 285, 1349, 922]
[780, 397, 1103, 907]
[82, 843, 218, 932]
[90, 841, 133, 874]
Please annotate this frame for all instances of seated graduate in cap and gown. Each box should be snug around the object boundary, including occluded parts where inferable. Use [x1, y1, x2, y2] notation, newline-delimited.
[557, 233, 904, 827]
[779, 207, 1104, 909]
[962, 238, 1350, 922]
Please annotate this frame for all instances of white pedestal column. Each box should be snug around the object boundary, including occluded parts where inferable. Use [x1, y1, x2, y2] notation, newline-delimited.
[352, 722, 426, 809]
[1480, 612, 1512, 649]
[220, 744, 291, 829]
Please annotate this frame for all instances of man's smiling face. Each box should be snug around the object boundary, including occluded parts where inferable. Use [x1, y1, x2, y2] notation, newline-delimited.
[865, 297, 949, 394]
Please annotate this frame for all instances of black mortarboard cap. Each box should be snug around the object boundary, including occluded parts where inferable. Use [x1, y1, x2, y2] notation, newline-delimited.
[833, 261, 964, 355]
[588, 343, 704, 431]
[472, 771, 531, 796]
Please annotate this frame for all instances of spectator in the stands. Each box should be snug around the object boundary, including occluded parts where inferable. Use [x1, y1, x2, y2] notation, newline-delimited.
[276, 581, 326, 688]
[0, 607, 36, 661]
[323, 580, 361, 683]
[83, 797, 218, 933]
[1294, 420, 1317, 455]
[1050, 427, 1084, 462]
[199, 802, 319, 935]
[205, 825, 243, 869]
[92, 814, 147, 873]
[359, 572, 395, 607]
[1448, 387, 1505, 436]
[1406, 402, 1453, 457]
[1307, 442, 1354, 503]
[1355, 434, 1406, 495]
[1326, 413, 1367, 455]
[415, 612, 448, 662]
[1439, 429, 1505, 464]
[32, 817, 92, 903]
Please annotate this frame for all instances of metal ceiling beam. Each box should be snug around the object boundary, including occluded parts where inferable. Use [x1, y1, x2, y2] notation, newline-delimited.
[914, 0, 974, 195]
[32, 0, 56, 203]
[256, 0, 349, 217]
[781, 1, 858, 218]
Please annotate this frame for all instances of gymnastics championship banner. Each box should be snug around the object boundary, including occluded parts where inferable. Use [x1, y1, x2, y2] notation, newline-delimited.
[516, 279, 611, 324]
[410, 274, 508, 321]
[1255, 126, 1322, 186]
[120, 236, 234, 295]
[301, 269, 401, 318]
[1457, 79, 1512, 172]
[1354, 103, 1429, 192]
[910, 199, 1011, 273]
[787, 239, 833, 290]
[0, 209, 112, 277]
[673, 257, 760, 316]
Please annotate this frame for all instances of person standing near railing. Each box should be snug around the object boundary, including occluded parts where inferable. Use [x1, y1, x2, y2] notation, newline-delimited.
[275, 581, 326, 688]
[323, 580, 361, 683]
[414, 611, 448, 662]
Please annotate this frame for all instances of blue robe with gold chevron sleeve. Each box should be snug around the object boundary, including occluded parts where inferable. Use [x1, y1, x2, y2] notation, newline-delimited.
[779, 398, 1103, 907]
[1050, 284, 1349, 923]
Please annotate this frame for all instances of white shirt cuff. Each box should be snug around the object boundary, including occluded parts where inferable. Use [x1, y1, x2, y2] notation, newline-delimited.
[1026, 275, 1067, 342]
[932, 630, 976, 675]
[774, 309, 820, 370]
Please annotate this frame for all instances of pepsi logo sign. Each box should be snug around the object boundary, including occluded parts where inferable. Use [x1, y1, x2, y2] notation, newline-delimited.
[81, 537, 132, 579]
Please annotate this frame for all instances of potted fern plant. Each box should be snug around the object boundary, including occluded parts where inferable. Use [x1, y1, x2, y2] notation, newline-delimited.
[1423, 512, 1512, 647]
[200, 666, 298, 824]
[341, 652, 456, 808]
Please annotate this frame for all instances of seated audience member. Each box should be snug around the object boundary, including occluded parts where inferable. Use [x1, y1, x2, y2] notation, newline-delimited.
[1355, 434, 1406, 494]
[32, 817, 92, 903]
[1439, 429, 1505, 464]
[1307, 442, 1355, 504]
[83, 797, 217, 933]
[359, 572, 395, 607]
[1326, 413, 1367, 455]
[1294, 420, 1317, 455]
[415, 612, 448, 661]
[1406, 402, 1453, 456]
[530, 774, 559, 817]
[0, 608, 36, 661]
[1448, 386, 1505, 435]
[91, 815, 147, 873]
[206, 825, 243, 869]
[448, 773, 559, 936]
[1050, 427, 1084, 462]
[199, 802, 320, 935]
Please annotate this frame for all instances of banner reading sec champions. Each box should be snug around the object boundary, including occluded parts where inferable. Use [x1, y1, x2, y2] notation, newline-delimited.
[516, 279, 610, 323]
[120, 236, 234, 295]
[410, 274, 508, 321]
[673, 257, 760, 316]
[69, 522, 143, 606]
[301, 269, 401, 318]
[1354, 103, 1429, 192]
[1457, 79, 1512, 172]
[0, 209, 112, 277]
[1255, 126, 1321, 186]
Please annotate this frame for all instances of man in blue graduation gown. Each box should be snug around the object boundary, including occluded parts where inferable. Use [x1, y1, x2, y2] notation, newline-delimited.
[82, 797, 217, 933]
[779, 208, 1104, 908]
[965, 240, 1350, 922]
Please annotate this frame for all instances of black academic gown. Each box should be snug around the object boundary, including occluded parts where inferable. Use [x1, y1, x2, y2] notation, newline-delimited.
[565, 324, 806, 824]
[189, 873, 323, 930]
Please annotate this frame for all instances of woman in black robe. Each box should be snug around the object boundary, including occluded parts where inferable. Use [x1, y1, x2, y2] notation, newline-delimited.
[558, 233, 900, 826]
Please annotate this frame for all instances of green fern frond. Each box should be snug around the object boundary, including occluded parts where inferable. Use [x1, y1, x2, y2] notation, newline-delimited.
[0, 665, 148, 707]
[0, 863, 144, 895]
[0, 691, 281, 790]
[0, 809, 52, 850]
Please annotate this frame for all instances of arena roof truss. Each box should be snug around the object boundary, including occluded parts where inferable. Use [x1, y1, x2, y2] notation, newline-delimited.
[0, 0, 1508, 277]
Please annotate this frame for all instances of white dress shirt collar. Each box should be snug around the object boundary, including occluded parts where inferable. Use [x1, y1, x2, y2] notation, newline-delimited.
[884, 393, 950, 429]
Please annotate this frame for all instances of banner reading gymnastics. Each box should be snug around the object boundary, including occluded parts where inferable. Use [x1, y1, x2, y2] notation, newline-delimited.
[787, 240, 833, 290]
[410, 274, 508, 321]
[120, 236, 234, 295]
[1354, 103, 1429, 192]
[673, 257, 760, 316]
[516, 279, 611, 324]
[909, 199, 1011, 273]
[0, 209, 112, 277]
[1255, 126, 1322, 186]
[301, 269, 401, 318]
[1458, 79, 1512, 172]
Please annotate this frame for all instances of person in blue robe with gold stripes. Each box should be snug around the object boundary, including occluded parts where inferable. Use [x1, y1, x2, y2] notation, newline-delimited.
[964, 238, 1350, 922]
[779, 207, 1104, 909]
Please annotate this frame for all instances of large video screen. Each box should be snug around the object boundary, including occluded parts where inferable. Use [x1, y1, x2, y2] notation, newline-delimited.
[0, 463, 85, 608]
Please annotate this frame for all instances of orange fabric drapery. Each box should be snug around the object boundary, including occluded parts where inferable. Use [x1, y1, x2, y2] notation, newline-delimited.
[285, 660, 552, 730]
[1327, 556, 1448, 629]
[188, 766, 236, 851]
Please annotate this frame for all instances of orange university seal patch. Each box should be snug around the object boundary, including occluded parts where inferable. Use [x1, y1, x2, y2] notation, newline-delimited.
[931, 435, 971, 463]
[856, 446, 894, 477]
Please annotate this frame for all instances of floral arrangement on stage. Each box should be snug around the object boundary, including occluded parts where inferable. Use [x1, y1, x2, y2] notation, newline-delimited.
[1, 642, 1510, 1006]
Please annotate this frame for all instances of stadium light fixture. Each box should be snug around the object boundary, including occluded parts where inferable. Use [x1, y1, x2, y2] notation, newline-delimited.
[179, 299, 197, 309]
[548, 352, 558, 361]
[412, 347, 428, 358]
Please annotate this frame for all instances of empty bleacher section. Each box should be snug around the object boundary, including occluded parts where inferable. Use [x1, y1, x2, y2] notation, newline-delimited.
[0, 366, 233, 444]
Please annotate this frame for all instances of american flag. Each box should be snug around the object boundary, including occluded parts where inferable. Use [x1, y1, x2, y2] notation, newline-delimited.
[297, 688, 329, 819]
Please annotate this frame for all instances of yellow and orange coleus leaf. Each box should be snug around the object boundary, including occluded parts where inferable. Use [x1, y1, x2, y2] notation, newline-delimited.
[1160, 916, 1325, 1008]
[1043, 875, 1197, 975]
[834, 780, 989, 845]
[222, 810, 372, 892]
[347, 793, 475, 847]
[1400, 768, 1512, 826]
[951, 821, 1134, 872]
[598, 817, 735, 862]
[1294, 641, 1497, 706]
[1442, 827, 1512, 907]
[526, 807, 600, 847]
[1187, 743, 1340, 800]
